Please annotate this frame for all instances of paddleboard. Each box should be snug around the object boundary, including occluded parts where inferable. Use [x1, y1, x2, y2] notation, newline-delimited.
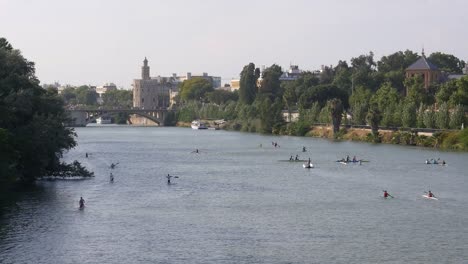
[422, 195, 438, 200]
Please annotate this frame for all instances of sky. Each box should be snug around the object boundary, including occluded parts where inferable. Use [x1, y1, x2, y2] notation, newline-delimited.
[1, 0, 467, 88]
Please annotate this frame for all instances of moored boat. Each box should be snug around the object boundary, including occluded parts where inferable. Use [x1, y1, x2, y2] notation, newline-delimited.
[191, 120, 208, 129]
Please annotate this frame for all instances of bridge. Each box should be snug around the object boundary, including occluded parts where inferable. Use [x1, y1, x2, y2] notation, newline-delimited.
[65, 108, 175, 126]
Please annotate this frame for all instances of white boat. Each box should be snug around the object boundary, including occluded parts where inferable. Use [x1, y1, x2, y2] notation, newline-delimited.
[96, 116, 112, 124]
[303, 163, 314, 169]
[422, 195, 438, 200]
[191, 120, 207, 130]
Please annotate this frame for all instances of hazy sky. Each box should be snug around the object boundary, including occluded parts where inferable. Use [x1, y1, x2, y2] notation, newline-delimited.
[1, 0, 467, 88]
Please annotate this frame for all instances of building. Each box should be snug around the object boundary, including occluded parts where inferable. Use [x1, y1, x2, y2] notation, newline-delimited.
[230, 79, 240, 91]
[174, 72, 221, 89]
[96, 83, 117, 97]
[132, 58, 177, 109]
[279, 65, 302, 81]
[405, 50, 441, 90]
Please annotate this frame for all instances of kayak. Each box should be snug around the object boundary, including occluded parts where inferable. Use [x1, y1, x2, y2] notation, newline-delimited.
[339, 161, 348, 165]
[336, 160, 369, 163]
[422, 195, 438, 200]
[279, 160, 307, 162]
[303, 163, 314, 169]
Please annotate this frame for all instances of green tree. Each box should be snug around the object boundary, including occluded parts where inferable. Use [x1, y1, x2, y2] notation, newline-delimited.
[416, 104, 425, 128]
[370, 82, 401, 112]
[102, 89, 132, 107]
[0, 38, 88, 185]
[449, 104, 465, 129]
[436, 80, 457, 105]
[436, 102, 450, 129]
[423, 107, 435, 129]
[328, 98, 343, 135]
[206, 89, 237, 105]
[404, 75, 433, 105]
[428, 52, 466, 74]
[179, 77, 214, 102]
[376, 50, 419, 93]
[258, 64, 283, 99]
[239, 63, 258, 104]
[401, 99, 417, 128]
[75, 85, 98, 105]
[366, 105, 381, 137]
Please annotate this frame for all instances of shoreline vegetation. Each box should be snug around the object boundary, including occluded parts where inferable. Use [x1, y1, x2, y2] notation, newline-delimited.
[1, 38, 93, 198]
[177, 120, 468, 151]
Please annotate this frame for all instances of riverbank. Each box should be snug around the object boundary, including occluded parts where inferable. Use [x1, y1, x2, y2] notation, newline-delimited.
[218, 120, 468, 151]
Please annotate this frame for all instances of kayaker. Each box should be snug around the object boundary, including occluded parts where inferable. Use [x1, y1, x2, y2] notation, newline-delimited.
[85, 152, 88, 158]
[442, 160, 446, 165]
[195, 149, 199, 153]
[384, 190, 393, 198]
[295, 154, 299, 161]
[308, 157, 311, 165]
[289, 155, 293, 161]
[346, 155, 350, 162]
[428, 191, 435, 198]
[352, 156, 356, 162]
[110, 172, 114, 182]
[167, 174, 172, 184]
[302, 146, 306, 152]
[79, 197, 85, 208]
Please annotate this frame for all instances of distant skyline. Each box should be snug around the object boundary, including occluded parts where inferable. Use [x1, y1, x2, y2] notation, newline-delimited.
[1, 0, 467, 88]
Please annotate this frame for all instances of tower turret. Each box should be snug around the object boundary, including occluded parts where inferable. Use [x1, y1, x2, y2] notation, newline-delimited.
[142, 57, 150, 80]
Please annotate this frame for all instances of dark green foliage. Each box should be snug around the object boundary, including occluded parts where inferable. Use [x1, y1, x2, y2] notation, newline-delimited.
[328, 98, 343, 135]
[46, 161, 94, 178]
[298, 84, 349, 109]
[102, 89, 132, 107]
[428, 52, 466, 74]
[366, 105, 381, 139]
[206, 89, 238, 105]
[0, 38, 89, 186]
[239, 63, 258, 104]
[179, 77, 214, 102]
[258, 64, 283, 99]
[436, 102, 450, 129]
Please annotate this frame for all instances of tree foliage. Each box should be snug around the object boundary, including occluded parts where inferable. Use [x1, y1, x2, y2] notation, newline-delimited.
[0, 38, 90, 187]
[179, 77, 214, 102]
[239, 63, 258, 104]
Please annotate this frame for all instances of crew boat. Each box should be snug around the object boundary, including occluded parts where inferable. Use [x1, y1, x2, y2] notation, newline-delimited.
[191, 120, 208, 130]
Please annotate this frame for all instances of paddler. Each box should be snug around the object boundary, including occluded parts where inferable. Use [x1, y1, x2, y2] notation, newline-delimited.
[295, 154, 299, 161]
[383, 190, 393, 198]
[79, 197, 85, 208]
[167, 174, 173, 184]
[428, 190, 435, 198]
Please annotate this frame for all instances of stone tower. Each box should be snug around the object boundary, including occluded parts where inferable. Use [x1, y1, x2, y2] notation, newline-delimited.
[142, 57, 150, 80]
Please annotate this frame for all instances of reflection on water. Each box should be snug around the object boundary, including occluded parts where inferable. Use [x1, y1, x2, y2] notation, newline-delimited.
[1, 127, 468, 263]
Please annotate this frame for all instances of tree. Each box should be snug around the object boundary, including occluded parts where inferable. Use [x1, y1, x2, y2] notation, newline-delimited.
[0, 38, 86, 185]
[239, 63, 258, 104]
[328, 98, 343, 135]
[436, 102, 449, 129]
[206, 89, 237, 105]
[366, 104, 381, 138]
[370, 82, 401, 112]
[102, 89, 132, 107]
[351, 52, 377, 90]
[298, 84, 349, 109]
[401, 99, 417, 128]
[75, 85, 98, 105]
[377, 50, 419, 93]
[423, 107, 435, 128]
[179, 77, 214, 102]
[428, 52, 466, 74]
[258, 64, 283, 99]
[449, 104, 465, 129]
[416, 104, 425, 128]
[404, 75, 433, 105]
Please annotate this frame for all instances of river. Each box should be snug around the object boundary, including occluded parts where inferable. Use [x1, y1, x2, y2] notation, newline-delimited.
[1, 126, 468, 264]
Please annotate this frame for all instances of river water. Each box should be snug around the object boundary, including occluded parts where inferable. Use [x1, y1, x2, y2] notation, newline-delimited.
[1, 126, 468, 264]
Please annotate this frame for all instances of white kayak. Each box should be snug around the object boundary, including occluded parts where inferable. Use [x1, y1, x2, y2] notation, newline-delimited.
[303, 163, 314, 169]
[422, 195, 438, 200]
